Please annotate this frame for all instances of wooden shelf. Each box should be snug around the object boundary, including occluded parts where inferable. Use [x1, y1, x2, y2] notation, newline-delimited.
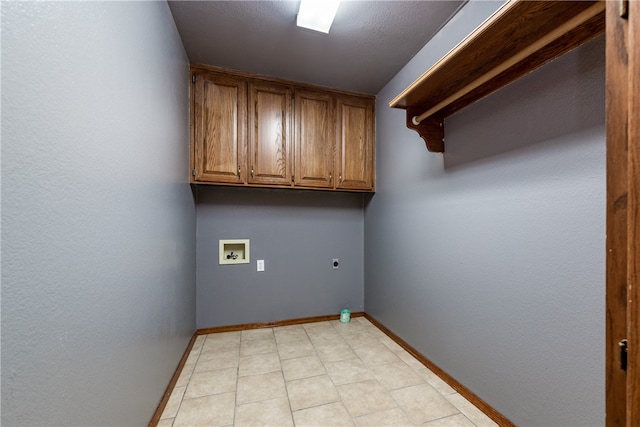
[389, 0, 605, 153]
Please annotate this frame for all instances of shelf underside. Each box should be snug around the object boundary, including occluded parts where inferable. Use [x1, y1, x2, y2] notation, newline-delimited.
[390, 0, 605, 152]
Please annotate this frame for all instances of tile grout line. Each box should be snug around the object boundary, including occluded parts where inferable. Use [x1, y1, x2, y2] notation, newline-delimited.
[282, 325, 301, 426]
[171, 336, 201, 426]
[269, 326, 297, 427]
[232, 332, 240, 427]
[348, 317, 469, 426]
[335, 318, 417, 426]
[316, 321, 355, 423]
[174, 338, 203, 422]
[167, 320, 492, 427]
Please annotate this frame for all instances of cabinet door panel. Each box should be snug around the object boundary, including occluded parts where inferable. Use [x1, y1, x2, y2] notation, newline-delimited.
[336, 96, 374, 190]
[249, 83, 292, 185]
[295, 91, 334, 188]
[194, 73, 246, 183]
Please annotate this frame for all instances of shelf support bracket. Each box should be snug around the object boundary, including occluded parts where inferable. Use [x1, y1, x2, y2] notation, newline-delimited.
[406, 108, 444, 153]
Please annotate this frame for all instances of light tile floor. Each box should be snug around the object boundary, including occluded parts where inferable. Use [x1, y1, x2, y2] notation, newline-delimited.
[159, 317, 499, 427]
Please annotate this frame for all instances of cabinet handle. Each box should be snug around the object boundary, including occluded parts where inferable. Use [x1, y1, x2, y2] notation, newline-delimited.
[329, 172, 332, 180]
[238, 165, 241, 177]
[251, 166, 254, 178]
[339, 174, 342, 182]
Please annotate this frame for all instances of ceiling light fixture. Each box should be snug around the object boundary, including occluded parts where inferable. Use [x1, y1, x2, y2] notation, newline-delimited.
[296, 0, 341, 34]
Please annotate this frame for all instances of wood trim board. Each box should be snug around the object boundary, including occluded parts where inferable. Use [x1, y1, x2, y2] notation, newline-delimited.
[196, 312, 364, 335]
[191, 63, 375, 99]
[148, 312, 511, 426]
[625, 0, 640, 422]
[605, 0, 629, 424]
[605, 1, 640, 424]
[148, 313, 363, 425]
[389, 0, 605, 152]
[148, 333, 198, 427]
[364, 314, 515, 427]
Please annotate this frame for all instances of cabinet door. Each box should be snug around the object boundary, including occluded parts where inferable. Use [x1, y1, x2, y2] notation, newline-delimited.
[193, 72, 246, 183]
[248, 82, 292, 186]
[336, 95, 375, 191]
[295, 90, 334, 188]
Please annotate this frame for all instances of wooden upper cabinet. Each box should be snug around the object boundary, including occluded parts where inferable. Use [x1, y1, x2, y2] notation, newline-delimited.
[190, 64, 375, 192]
[193, 71, 246, 183]
[248, 82, 292, 186]
[336, 95, 375, 191]
[295, 90, 335, 188]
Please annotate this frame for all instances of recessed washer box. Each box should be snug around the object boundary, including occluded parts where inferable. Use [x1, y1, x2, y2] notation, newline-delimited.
[219, 239, 250, 265]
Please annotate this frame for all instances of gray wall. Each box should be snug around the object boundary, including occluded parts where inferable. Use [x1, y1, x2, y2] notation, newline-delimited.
[1, 2, 195, 425]
[365, 1, 605, 425]
[196, 186, 364, 328]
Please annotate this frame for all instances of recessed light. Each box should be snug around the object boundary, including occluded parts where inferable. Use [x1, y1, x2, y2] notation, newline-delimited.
[297, 0, 341, 34]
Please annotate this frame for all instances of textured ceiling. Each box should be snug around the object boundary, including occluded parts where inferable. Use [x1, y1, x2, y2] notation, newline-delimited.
[168, 1, 465, 94]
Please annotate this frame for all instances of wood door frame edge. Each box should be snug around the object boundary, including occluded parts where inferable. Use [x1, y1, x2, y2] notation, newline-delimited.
[625, 0, 640, 422]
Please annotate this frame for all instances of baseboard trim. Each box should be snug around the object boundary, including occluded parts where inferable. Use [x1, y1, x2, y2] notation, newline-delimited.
[364, 313, 515, 427]
[196, 312, 365, 335]
[148, 332, 198, 427]
[148, 312, 363, 426]
[150, 311, 512, 427]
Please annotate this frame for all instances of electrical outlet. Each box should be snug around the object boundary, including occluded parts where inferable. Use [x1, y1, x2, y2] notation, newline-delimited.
[257, 259, 265, 272]
[332, 258, 339, 269]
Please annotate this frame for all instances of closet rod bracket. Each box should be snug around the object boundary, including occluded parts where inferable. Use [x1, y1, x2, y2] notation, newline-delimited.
[405, 108, 445, 153]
